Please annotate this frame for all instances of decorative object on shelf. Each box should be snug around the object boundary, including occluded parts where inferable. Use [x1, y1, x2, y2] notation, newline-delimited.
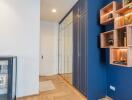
[108, 13, 113, 19]
[113, 61, 127, 65]
[100, 30, 115, 48]
[115, 16, 125, 28]
[124, 12, 132, 25]
[101, 13, 114, 23]
[114, 49, 127, 65]
[124, 0, 132, 6]
[124, 34, 127, 47]
[128, 3, 132, 8]
[117, 28, 127, 47]
[115, 2, 132, 28]
[107, 39, 114, 46]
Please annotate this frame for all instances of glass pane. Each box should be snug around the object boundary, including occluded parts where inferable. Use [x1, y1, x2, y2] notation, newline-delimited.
[64, 12, 73, 84]
[59, 23, 65, 78]
[64, 22, 73, 84]
[59, 11, 73, 85]
[0, 61, 8, 100]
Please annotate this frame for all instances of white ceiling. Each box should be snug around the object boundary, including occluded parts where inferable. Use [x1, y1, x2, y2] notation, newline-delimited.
[40, 0, 78, 22]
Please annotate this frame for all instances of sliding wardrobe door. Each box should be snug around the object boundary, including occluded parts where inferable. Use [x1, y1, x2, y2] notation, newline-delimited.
[73, 1, 87, 96]
[59, 11, 73, 85]
[79, 12, 87, 96]
[58, 23, 65, 78]
[73, 3, 80, 89]
[64, 12, 73, 84]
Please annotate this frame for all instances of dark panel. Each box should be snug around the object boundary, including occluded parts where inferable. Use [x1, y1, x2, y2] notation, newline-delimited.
[79, 12, 87, 96]
[73, 1, 88, 96]
[8, 58, 13, 100]
[79, 0, 87, 14]
[73, 2, 80, 89]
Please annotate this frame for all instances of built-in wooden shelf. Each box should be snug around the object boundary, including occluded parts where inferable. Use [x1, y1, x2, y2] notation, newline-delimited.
[115, 26, 127, 47]
[110, 48, 128, 66]
[100, 1, 119, 25]
[100, 25, 131, 48]
[110, 47, 132, 67]
[100, 0, 132, 67]
[110, 25, 132, 67]
[115, 3, 132, 28]
[100, 30, 115, 48]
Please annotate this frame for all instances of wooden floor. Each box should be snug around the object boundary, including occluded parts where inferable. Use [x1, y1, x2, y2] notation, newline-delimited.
[60, 73, 73, 85]
[17, 75, 87, 100]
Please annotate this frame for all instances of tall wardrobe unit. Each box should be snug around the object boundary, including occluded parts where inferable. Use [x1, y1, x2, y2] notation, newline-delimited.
[58, 12, 73, 85]
[73, 0, 88, 96]
[58, 0, 88, 97]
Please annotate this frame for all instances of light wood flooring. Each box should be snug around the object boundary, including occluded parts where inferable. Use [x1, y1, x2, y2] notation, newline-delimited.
[60, 73, 73, 85]
[17, 75, 87, 100]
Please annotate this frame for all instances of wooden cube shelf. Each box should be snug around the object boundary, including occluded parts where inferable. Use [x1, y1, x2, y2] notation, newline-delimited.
[101, 30, 115, 48]
[110, 47, 132, 67]
[100, 0, 132, 67]
[109, 25, 132, 67]
[114, 25, 132, 47]
[100, 1, 121, 25]
[110, 48, 128, 66]
[115, 3, 132, 28]
[115, 26, 127, 47]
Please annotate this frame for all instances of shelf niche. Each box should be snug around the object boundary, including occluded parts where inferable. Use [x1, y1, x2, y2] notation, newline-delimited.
[115, 26, 127, 47]
[110, 47, 132, 67]
[110, 48, 128, 66]
[100, 1, 120, 25]
[101, 30, 115, 48]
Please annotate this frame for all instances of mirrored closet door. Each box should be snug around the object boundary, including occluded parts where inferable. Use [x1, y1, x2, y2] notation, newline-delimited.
[59, 11, 73, 85]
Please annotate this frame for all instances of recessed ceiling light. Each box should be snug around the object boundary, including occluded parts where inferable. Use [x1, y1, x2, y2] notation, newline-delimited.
[52, 9, 57, 13]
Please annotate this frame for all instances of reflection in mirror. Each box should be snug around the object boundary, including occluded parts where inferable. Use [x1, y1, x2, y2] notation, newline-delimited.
[59, 11, 73, 85]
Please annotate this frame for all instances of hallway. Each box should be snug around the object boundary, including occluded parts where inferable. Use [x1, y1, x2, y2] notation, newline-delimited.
[17, 75, 86, 100]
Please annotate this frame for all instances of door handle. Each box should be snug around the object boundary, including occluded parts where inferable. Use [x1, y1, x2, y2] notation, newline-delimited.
[41, 56, 44, 59]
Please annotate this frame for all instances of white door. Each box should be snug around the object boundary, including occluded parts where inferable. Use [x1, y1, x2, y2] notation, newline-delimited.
[40, 22, 58, 76]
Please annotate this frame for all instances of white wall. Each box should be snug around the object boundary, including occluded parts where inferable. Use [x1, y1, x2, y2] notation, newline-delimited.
[40, 21, 58, 76]
[0, 0, 40, 97]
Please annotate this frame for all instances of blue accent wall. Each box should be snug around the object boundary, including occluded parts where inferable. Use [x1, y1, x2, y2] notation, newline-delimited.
[107, 65, 132, 100]
[87, 0, 107, 99]
[102, 0, 132, 100]
[87, 0, 132, 99]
